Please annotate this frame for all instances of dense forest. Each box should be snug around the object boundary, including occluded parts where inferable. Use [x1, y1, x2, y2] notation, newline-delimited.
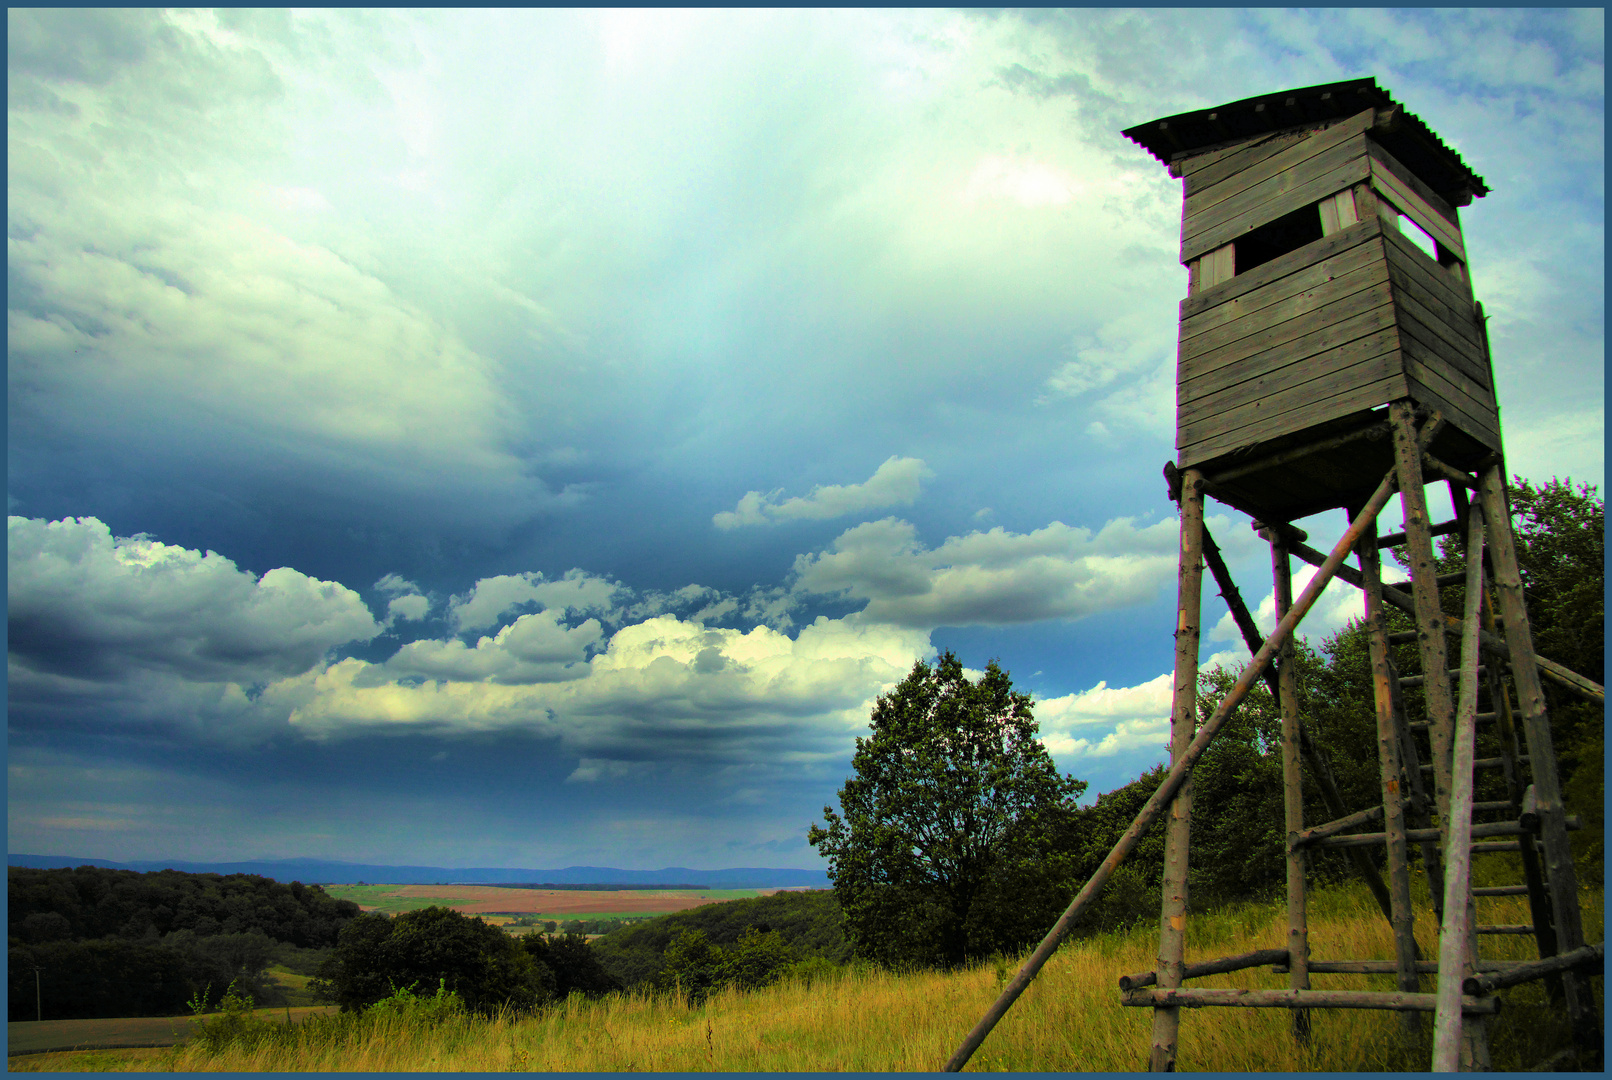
[592, 889, 851, 991]
[8, 865, 360, 1020]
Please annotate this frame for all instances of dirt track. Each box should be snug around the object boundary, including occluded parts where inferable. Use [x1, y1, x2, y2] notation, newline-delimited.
[6, 1006, 338, 1056]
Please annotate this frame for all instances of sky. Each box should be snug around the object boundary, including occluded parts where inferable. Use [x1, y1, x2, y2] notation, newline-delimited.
[8, 9, 1603, 873]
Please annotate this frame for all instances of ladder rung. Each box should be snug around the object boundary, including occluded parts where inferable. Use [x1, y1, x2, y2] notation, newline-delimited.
[1377, 519, 1462, 549]
[1471, 800, 1512, 813]
[1269, 959, 1534, 975]
[1399, 667, 1486, 689]
[1308, 819, 1566, 850]
[1477, 924, 1535, 934]
[1409, 712, 1495, 730]
[1421, 756, 1525, 772]
[1388, 630, 1419, 645]
[1473, 885, 1530, 896]
[1435, 571, 1467, 588]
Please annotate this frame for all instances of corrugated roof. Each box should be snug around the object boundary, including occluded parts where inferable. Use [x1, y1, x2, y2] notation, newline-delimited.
[1121, 77, 1488, 203]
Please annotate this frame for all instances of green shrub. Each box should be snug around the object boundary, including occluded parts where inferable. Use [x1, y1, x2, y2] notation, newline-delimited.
[189, 980, 279, 1054]
[365, 978, 466, 1025]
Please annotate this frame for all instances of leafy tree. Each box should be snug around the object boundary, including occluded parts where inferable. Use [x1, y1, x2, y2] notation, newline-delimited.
[656, 929, 723, 1004]
[651, 926, 799, 1005]
[312, 906, 551, 1015]
[721, 925, 797, 992]
[519, 933, 621, 999]
[808, 652, 1086, 968]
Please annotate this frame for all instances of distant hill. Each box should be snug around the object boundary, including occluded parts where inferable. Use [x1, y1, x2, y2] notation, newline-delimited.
[7, 854, 830, 890]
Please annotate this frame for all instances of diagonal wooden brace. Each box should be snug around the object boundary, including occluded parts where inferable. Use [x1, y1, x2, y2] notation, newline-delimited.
[941, 463, 1403, 1072]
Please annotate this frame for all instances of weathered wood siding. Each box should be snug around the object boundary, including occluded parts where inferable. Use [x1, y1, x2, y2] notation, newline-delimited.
[1177, 218, 1405, 470]
[1173, 120, 1500, 475]
[1180, 109, 1376, 265]
[1382, 223, 1500, 452]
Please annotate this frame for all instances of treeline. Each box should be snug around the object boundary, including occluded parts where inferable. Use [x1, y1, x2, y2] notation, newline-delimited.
[8, 865, 360, 1020]
[314, 906, 620, 1014]
[509, 915, 654, 936]
[591, 889, 850, 992]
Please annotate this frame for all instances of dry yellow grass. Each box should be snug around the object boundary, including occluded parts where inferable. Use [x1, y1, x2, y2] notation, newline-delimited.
[26, 879, 1601, 1072]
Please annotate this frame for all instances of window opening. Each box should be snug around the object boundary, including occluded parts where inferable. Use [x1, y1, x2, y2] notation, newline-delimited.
[1396, 208, 1440, 262]
[1233, 203, 1324, 276]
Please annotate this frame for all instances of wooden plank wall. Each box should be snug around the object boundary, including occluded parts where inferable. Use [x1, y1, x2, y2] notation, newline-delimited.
[1179, 108, 1377, 265]
[1172, 113, 1500, 473]
[1383, 225, 1501, 451]
[1176, 218, 1406, 470]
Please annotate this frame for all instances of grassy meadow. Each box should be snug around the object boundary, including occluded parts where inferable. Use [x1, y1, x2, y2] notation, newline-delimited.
[16, 876, 1599, 1072]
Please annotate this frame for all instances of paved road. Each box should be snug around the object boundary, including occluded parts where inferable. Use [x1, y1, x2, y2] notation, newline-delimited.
[7, 1006, 338, 1056]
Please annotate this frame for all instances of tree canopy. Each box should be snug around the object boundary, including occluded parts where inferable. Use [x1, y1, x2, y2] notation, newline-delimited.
[7, 866, 360, 1020]
[808, 652, 1086, 968]
[313, 906, 551, 1015]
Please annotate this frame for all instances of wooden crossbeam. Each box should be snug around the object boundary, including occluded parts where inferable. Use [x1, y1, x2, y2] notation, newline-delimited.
[1119, 987, 1500, 1014]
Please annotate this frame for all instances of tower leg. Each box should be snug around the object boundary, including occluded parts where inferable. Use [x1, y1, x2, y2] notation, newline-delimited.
[1150, 469, 1205, 1072]
[1389, 402, 1458, 830]
[1272, 535, 1311, 1043]
[1451, 482, 1563, 1002]
[1357, 511, 1421, 1030]
[1432, 494, 1491, 1071]
[1476, 463, 1600, 1065]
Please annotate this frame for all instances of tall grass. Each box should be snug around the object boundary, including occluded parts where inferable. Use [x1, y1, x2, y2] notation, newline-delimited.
[79, 879, 1601, 1072]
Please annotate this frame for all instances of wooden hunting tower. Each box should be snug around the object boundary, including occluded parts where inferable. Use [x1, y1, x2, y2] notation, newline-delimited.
[1138, 77, 1498, 522]
[944, 79, 1603, 1074]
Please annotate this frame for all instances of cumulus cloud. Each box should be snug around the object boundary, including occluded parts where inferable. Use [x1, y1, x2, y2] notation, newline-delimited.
[713, 456, 933, 529]
[1205, 562, 1377, 651]
[375, 573, 431, 624]
[450, 571, 624, 632]
[7, 515, 380, 683]
[387, 594, 432, 623]
[7, 517, 933, 765]
[367, 610, 603, 686]
[1035, 673, 1173, 759]
[280, 613, 932, 765]
[790, 513, 1189, 628]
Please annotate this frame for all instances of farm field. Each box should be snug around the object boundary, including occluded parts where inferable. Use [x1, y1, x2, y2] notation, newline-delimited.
[323, 883, 769, 919]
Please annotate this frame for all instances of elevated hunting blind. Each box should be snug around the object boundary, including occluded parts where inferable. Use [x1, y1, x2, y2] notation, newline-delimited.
[944, 79, 1603, 1073]
[1144, 77, 1498, 522]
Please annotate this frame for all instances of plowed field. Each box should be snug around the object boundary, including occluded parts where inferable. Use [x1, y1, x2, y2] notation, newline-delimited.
[327, 883, 766, 916]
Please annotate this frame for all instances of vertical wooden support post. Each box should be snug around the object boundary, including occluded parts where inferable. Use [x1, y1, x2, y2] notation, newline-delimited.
[1389, 402, 1456, 825]
[1357, 512, 1421, 1027]
[1150, 468, 1204, 1072]
[1271, 535, 1310, 1043]
[1476, 463, 1598, 1058]
[1432, 499, 1490, 1071]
